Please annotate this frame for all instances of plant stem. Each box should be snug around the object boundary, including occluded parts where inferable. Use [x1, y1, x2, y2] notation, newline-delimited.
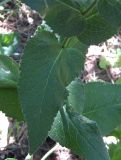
[62, 38, 71, 48]
[41, 143, 59, 160]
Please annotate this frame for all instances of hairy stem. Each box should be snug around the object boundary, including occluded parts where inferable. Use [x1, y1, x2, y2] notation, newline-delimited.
[62, 38, 71, 48]
[82, 0, 97, 17]
[41, 143, 59, 160]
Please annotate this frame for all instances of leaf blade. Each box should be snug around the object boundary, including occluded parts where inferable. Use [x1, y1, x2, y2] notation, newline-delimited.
[19, 28, 87, 153]
[50, 108, 110, 160]
[78, 14, 116, 45]
[0, 87, 23, 121]
[68, 80, 121, 135]
[0, 55, 19, 87]
[98, 0, 121, 28]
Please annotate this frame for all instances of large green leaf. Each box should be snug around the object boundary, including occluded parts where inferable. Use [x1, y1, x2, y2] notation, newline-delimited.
[50, 108, 110, 160]
[98, 0, 121, 28]
[78, 14, 116, 45]
[0, 88, 23, 121]
[0, 55, 19, 87]
[67, 80, 121, 135]
[19, 28, 87, 153]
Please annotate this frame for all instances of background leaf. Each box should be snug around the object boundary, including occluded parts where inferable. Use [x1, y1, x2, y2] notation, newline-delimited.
[45, 2, 85, 37]
[0, 55, 23, 120]
[0, 88, 23, 121]
[98, 0, 121, 28]
[0, 55, 19, 87]
[78, 14, 116, 45]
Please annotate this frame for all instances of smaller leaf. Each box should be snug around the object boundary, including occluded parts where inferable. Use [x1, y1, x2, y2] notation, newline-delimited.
[0, 32, 19, 56]
[0, 32, 15, 46]
[99, 56, 111, 69]
[99, 53, 121, 69]
[50, 107, 110, 160]
[67, 80, 121, 135]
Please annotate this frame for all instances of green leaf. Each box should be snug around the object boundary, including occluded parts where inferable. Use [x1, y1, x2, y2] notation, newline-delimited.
[78, 14, 116, 45]
[99, 53, 121, 69]
[99, 56, 111, 69]
[0, 88, 23, 121]
[0, 32, 15, 46]
[19, 28, 87, 153]
[0, 55, 23, 120]
[98, 0, 121, 28]
[50, 108, 110, 160]
[116, 78, 121, 84]
[0, 55, 19, 87]
[67, 80, 121, 135]
[67, 79, 84, 113]
[111, 126, 121, 140]
[45, 2, 85, 37]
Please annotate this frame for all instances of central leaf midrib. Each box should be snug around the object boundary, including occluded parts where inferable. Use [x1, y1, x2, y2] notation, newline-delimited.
[40, 48, 63, 108]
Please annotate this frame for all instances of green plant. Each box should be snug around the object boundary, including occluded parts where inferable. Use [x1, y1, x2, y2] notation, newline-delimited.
[0, 32, 19, 56]
[99, 48, 121, 69]
[1, 0, 121, 160]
